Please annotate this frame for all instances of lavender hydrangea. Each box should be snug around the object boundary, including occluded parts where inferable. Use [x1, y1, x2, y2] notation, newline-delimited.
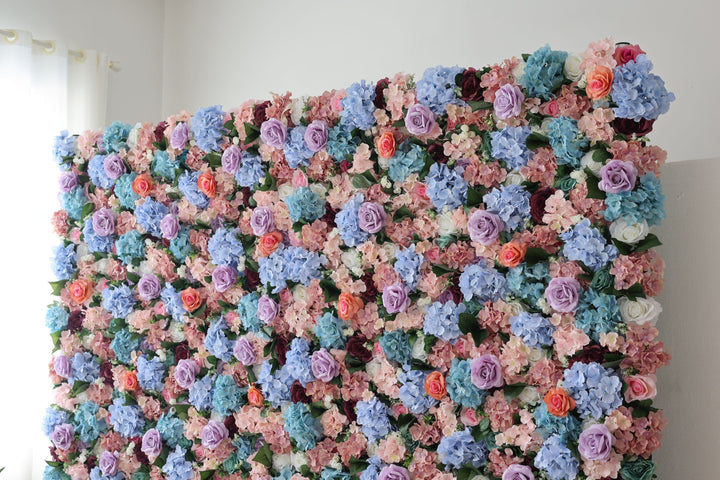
[52, 244, 76, 280]
[178, 171, 209, 208]
[257, 360, 293, 407]
[204, 317, 234, 361]
[356, 396, 392, 443]
[534, 435, 579, 480]
[562, 361, 622, 419]
[235, 154, 266, 188]
[137, 355, 166, 391]
[509, 312, 555, 347]
[102, 284, 136, 319]
[208, 227, 245, 268]
[425, 163, 468, 210]
[88, 154, 114, 189]
[560, 219, 618, 271]
[189, 374, 215, 411]
[459, 262, 507, 302]
[285, 338, 316, 386]
[71, 352, 100, 383]
[107, 398, 145, 438]
[284, 126, 314, 169]
[83, 219, 115, 253]
[394, 244, 424, 292]
[336, 194, 370, 247]
[135, 198, 169, 237]
[398, 369, 438, 414]
[437, 428, 488, 469]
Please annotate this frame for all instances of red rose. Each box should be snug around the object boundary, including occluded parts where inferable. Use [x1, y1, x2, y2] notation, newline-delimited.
[224, 415, 239, 437]
[290, 381, 310, 403]
[569, 345, 609, 368]
[244, 267, 261, 290]
[460, 68, 484, 102]
[274, 336, 289, 365]
[347, 336, 373, 363]
[68, 310, 84, 332]
[613, 43, 646, 66]
[427, 142, 448, 163]
[612, 117, 655, 137]
[174, 343, 190, 363]
[530, 187, 556, 224]
[373, 77, 390, 110]
[154, 121, 168, 143]
[343, 400, 357, 423]
[254, 100, 271, 126]
[359, 273, 378, 303]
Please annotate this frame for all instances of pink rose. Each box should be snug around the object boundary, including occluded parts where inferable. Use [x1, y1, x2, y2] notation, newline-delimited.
[292, 170, 308, 188]
[624, 374, 657, 402]
[460, 407, 481, 426]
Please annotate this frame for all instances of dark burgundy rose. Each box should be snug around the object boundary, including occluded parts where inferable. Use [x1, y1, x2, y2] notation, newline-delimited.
[320, 204, 337, 229]
[174, 343, 190, 363]
[237, 186, 252, 207]
[530, 187, 556, 224]
[68, 310, 84, 332]
[154, 122, 168, 143]
[569, 345, 609, 368]
[612, 117, 655, 137]
[427, 142, 448, 164]
[360, 273, 378, 303]
[50, 448, 60, 462]
[339, 159, 352, 173]
[347, 336, 373, 363]
[224, 414, 239, 437]
[447, 278, 463, 305]
[86, 455, 97, 470]
[290, 381, 310, 403]
[373, 77, 390, 110]
[460, 67, 484, 102]
[254, 100, 271, 126]
[244, 268, 261, 290]
[100, 361, 114, 385]
[274, 336, 289, 365]
[343, 400, 357, 423]
[135, 447, 149, 466]
[161, 238, 171, 248]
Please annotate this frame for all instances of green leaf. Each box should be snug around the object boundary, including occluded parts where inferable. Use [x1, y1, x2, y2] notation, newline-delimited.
[524, 247, 550, 266]
[204, 152, 222, 169]
[218, 300, 236, 310]
[634, 233, 662, 253]
[468, 100, 494, 111]
[49, 280, 67, 296]
[431, 264, 454, 276]
[503, 383, 527, 402]
[126, 271, 141, 284]
[80, 202, 94, 221]
[624, 282, 646, 300]
[309, 401, 326, 418]
[525, 132, 550, 150]
[245, 365, 257, 384]
[351, 173, 374, 189]
[584, 172, 606, 199]
[174, 404, 191, 421]
[458, 312, 488, 347]
[320, 278, 341, 303]
[152, 138, 168, 151]
[592, 148, 612, 164]
[457, 465, 483, 480]
[200, 471, 215, 480]
[612, 239, 634, 256]
[244, 122, 261, 145]
[70, 381, 90, 397]
[466, 186, 486, 207]
[392, 119, 406, 128]
[392, 205, 413, 222]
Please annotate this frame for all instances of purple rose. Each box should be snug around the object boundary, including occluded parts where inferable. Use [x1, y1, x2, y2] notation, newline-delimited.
[405, 104, 437, 136]
[599, 159, 638, 193]
[59, 172, 78, 193]
[201, 420, 229, 450]
[103, 154, 126, 180]
[141, 428, 162, 457]
[233, 337, 257, 365]
[357, 202, 386, 234]
[493, 83, 525, 120]
[468, 210, 504, 245]
[174, 358, 200, 389]
[260, 118, 287, 149]
[382, 283, 410, 314]
[502, 464, 535, 480]
[470, 354, 504, 389]
[99, 451, 119, 476]
[221, 144, 243, 174]
[51, 423, 74, 450]
[250, 206, 275, 236]
[257, 295, 279, 324]
[578, 424, 614, 461]
[53, 354, 72, 379]
[170, 123, 189, 150]
[137, 274, 162, 301]
[304, 120, 328, 152]
[545, 277, 581, 313]
[92, 208, 116, 237]
[160, 214, 180, 240]
[212, 265, 237, 292]
[378, 465, 411, 480]
[311, 348, 339, 382]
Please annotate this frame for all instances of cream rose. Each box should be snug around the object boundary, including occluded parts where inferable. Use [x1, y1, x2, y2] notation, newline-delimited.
[609, 218, 650, 244]
[293, 285, 309, 303]
[341, 250, 363, 276]
[277, 183, 294, 200]
[564, 52, 584, 82]
[505, 169, 526, 185]
[617, 297, 662, 326]
[309, 182, 327, 199]
[437, 210, 458, 236]
[412, 332, 429, 361]
[290, 97, 306, 126]
[580, 151, 604, 176]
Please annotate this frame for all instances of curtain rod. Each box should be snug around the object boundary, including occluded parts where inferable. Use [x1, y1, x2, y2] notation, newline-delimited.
[0, 28, 121, 72]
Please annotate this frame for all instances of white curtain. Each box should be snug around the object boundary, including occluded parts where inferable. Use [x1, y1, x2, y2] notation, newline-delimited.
[0, 30, 109, 480]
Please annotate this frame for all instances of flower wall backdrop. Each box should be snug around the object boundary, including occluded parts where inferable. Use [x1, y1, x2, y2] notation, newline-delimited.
[44, 38, 673, 480]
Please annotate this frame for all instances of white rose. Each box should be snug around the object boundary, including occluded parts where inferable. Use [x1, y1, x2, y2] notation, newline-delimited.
[505, 169, 526, 186]
[412, 332, 429, 361]
[309, 183, 327, 199]
[169, 321, 186, 342]
[512, 60, 526, 82]
[137, 260, 153, 276]
[518, 386, 541, 405]
[290, 97, 307, 126]
[580, 151, 604, 176]
[505, 301, 526, 317]
[277, 183, 294, 200]
[609, 218, 650, 245]
[538, 117, 554, 135]
[77, 243, 90, 259]
[126, 122, 142, 150]
[341, 250, 363, 276]
[437, 210, 458, 236]
[570, 169, 588, 184]
[293, 285, 309, 303]
[272, 453, 292, 471]
[291, 451, 307, 469]
[380, 243, 398, 261]
[618, 297, 662, 326]
[564, 52, 584, 82]
[528, 347, 544, 363]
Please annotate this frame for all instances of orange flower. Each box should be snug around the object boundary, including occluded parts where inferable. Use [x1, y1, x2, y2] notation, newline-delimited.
[197, 171, 216, 197]
[123, 371, 139, 391]
[586, 66, 614, 100]
[180, 287, 202, 312]
[337, 292, 363, 321]
[257, 231, 283, 257]
[544, 387, 576, 417]
[131, 174, 154, 197]
[247, 384, 264, 406]
[424, 371, 447, 400]
[377, 131, 396, 159]
[68, 278, 94, 304]
[498, 241, 527, 268]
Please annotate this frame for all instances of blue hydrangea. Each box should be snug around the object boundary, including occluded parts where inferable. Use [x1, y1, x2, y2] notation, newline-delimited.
[563, 361, 622, 419]
[423, 300, 465, 342]
[604, 172, 665, 226]
[548, 117, 588, 168]
[575, 289, 621, 342]
[178, 171, 209, 208]
[205, 317, 234, 361]
[258, 247, 288, 293]
[114, 173, 140, 209]
[191, 105, 225, 152]
[560, 218, 618, 271]
[356, 396, 392, 443]
[519, 45, 568, 101]
[533, 402, 582, 443]
[162, 445, 194, 480]
[157, 411, 186, 448]
[282, 402, 323, 451]
[83, 219, 115, 253]
[285, 338, 316, 386]
[447, 358, 485, 407]
[359, 456, 384, 480]
[437, 428, 488, 470]
[284, 245, 327, 284]
[315, 312, 347, 350]
[108, 398, 145, 437]
[115, 230, 145, 264]
[71, 352, 100, 382]
[224, 435, 256, 472]
[425, 163, 468, 210]
[284, 126, 313, 169]
[73, 401, 107, 443]
[379, 330, 411, 365]
[213, 374, 243, 416]
[43, 466, 71, 480]
[88, 154, 114, 189]
[388, 142, 427, 183]
[161, 283, 187, 321]
[534, 435, 579, 480]
[152, 150, 179, 181]
[491, 126, 534, 170]
[61, 186, 87, 220]
[286, 187, 325, 223]
[416, 65, 464, 115]
[237, 292, 262, 333]
[46, 304, 69, 333]
[137, 355, 166, 391]
[102, 284, 136, 318]
[459, 263, 508, 302]
[483, 184, 531, 231]
[136, 198, 169, 237]
[341, 80, 377, 130]
[257, 360, 293, 407]
[52, 244, 77, 280]
[43, 407, 69, 437]
[235, 154, 266, 188]
[336, 194, 370, 247]
[611, 54, 675, 121]
[320, 469, 351, 480]
[208, 227, 245, 267]
[90, 467, 124, 480]
[394, 244, 424, 291]
[510, 312, 555, 347]
[169, 228, 193, 261]
[327, 124, 359, 161]
[506, 262, 549, 306]
[189, 374, 215, 411]
[110, 329, 141, 365]
[53, 130, 76, 166]
[103, 121, 132, 153]
[399, 369, 437, 414]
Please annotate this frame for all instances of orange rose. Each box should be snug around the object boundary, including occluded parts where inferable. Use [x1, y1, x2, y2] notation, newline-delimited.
[337, 292, 363, 321]
[544, 387, 576, 417]
[586, 66, 614, 100]
[197, 171, 216, 197]
[247, 384, 264, 406]
[181, 287, 202, 312]
[132, 174, 154, 197]
[257, 231, 283, 257]
[377, 131, 396, 159]
[123, 371, 139, 391]
[424, 371, 447, 400]
[498, 241, 527, 268]
[68, 278, 94, 304]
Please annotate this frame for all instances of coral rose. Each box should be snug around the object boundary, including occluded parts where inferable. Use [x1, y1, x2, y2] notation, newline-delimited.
[257, 231, 283, 257]
[123, 371, 139, 391]
[544, 387, 576, 417]
[68, 278, 94, 304]
[131, 174, 153, 197]
[180, 287, 202, 312]
[377, 131, 396, 159]
[337, 292, 363, 321]
[424, 371, 447, 400]
[247, 384, 264, 406]
[197, 171, 216, 197]
[498, 241, 527, 268]
[586, 66, 614, 100]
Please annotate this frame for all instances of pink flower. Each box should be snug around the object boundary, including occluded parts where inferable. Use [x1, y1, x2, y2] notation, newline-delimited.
[624, 374, 658, 402]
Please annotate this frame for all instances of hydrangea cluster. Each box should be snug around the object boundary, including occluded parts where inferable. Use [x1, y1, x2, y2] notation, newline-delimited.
[423, 300, 465, 342]
[336, 194, 370, 247]
[191, 105, 225, 152]
[459, 263, 507, 302]
[611, 54, 675, 121]
[424, 163, 468, 210]
[341, 80, 376, 130]
[534, 435, 580, 480]
[604, 172, 666, 226]
[393, 244, 424, 291]
[520, 45, 568, 100]
[560, 218, 619, 271]
[437, 429, 488, 469]
[490, 125, 533, 169]
[548, 117, 589, 167]
[483, 184, 531, 230]
[575, 289, 621, 341]
[563, 362, 623, 419]
[416, 65, 464, 115]
[387, 142, 427, 182]
[510, 312, 555, 347]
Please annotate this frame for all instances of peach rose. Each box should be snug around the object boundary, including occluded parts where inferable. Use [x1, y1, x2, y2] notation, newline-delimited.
[424, 371, 447, 400]
[586, 66, 614, 100]
[131, 174, 154, 197]
[68, 278, 94, 304]
[197, 171, 216, 197]
[123, 371, 139, 392]
[247, 384, 264, 406]
[337, 292, 363, 321]
[180, 287, 202, 312]
[257, 231, 283, 257]
[624, 374, 657, 402]
[377, 131, 396, 159]
[544, 387, 576, 417]
[498, 241, 527, 269]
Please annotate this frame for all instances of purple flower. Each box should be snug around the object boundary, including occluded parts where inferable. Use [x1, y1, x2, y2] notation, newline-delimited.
[212, 265, 237, 292]
[51, 423, 74, 450]
[59, 172, 78, 193]
[233, 337, 257, 365]
[260, 118, 287, 149]
[141, 428, 162, 457]
[502, 464, 535, 480]
[221, 144, 243, 174]
[160, 214, 180, 240]
[92, 208, 116, 237]
[53, 355, 72, 379]
[578, 423, 614, 461]
[304, 120, 328, 152]
[494, 83, 525, 119]
[470, 354, 504, 389]
[468, 210, 504, 245]
[170, 123, 189, 150]
[99, 451, 119, 476]
[311, 348, 339, 382]
[251, 206, 275, 236]
[357, 202, 386, 234]
[103, 154, 126, 180]
[379, 465, 411, 480]
[405, 104, 437, 136]
[137, 274, 162, 301]
[383, 283, 410, 314]
[257, 295, 279, 324]
[545, 277, 581, 313]
[174, 359, 200, 389]
[599, 159, 638, 193]
[201, 420, 229, 449]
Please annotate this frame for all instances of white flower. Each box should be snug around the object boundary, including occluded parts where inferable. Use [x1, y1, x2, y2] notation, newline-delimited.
[505, 169, 526, 186]
[609, 218, 650, 245]
[272, 453, 292, 471]
[341, 250, 363, 277]
[618, 297, 662, 326]
[538, 117, 555, 135]
[580, 151, 604, 177]
[290, 97, 306, 126]
[126, 122, 142, 150]
[512, 60, 526, 82]
[137, 260, 153, 276]
[291, 451, 307, 469]
[309, 183, 327, 199]
[412, 332, 429, 361]
[168, 321, 186, 342]
[157, 350, 167, 362]
[380, 243, 398, 261]
[570, 169, 588, 184]
[293, 285, 309, 303]
[528, 347, 544, 362]
[518, 386, 541, 405]
[437, 210, 458, 236]
[564, 52, 584, 82]
[77, 243, 90, 259]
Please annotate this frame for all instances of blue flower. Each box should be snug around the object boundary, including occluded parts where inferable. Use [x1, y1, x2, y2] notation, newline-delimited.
[61, 186, 87, 220]
[611, 54, 675, 121]
[191, 105, 225, 152]
[178, 171, 209, 208]
[459, 263, 507, 302]
[283, 246, 327, 285]
[327, 125, 359, 161]
[416, 65, 464, 115]
[208, 227, 245, 267]
[88, 154, 114, 189]
[483, 184, 531, 231]
[83, 219, 115, 253]
[169, 228, 193, 261]
[257, 360, 293, 407]
[562, 362, 622, 419]
[320, 469, 351, 480]
[560, 218, 618, 271]
[108, 398, 145, 438]
[205, 316, 234, 361]
[213, 375, 243, 416]
[162, 445, 194, 480]
[533, 402, 581, 443]
[314, 312, 347, 350]
[341, 80, 377, 130]
[388, 142, 427, 183]
[102, 284, 136, 318]
[110, 329, 141, 365]
[359, 456, 384, 480]
[425, 163, 468, 210]
[103, 121, 132, 153]
[73, 401, 107, 443]
[137, 355, 166, 391]
[548, 117, 588, 168]
[394, 244, 424, 291]
[115, 230, 146, 264]
[152, 150, 179, 181]
[534, 435, 579, 480]
[53, 130, 76, 166]
[336, 194, 370, 247]
[491, 126, 534, 170]
[437, 428, 488, 469]
[447, 359, 485, 407]
[285, 338, 316, 386]
[90, 467, 124, 480]
[71, 352, 100, 382]
[519, 45, 568, 101]
[356, 397, 392, 443]
[423, 300, 465, 342]
[52, 244, 76, 280]
[46, 304, 69, 333]
[283, 402, 323, 451]
[135, 198, 169, 237]
[189, 374, 215, 411]
[43, 466, 71, 480]
[510, 312, 555, 347]
[575, 289, 621, 342]
[399, 369, 437, 414]
[604, 172, 665, 226]
[235, 154, 266, 188]
[284, 126, 313, 169]
[506, 262, 549, 306]
[161, 283, 187, 321]
[286, 187, 325, 223]
[42, 407, 69, 437]
[379, 330, 411, 365]
[156, 411, 186, 448]
[114, 173, 140, 209]
[258, 247, 288, 294]
[237, 293, 262, 333]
